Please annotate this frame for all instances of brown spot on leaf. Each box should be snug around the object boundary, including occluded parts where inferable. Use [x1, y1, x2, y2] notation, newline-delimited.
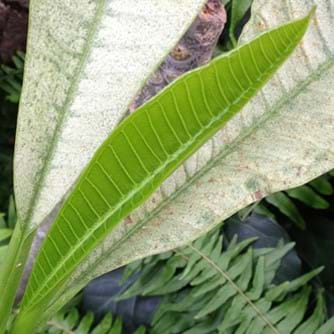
[256, 20, 265, 29]
[254, 190, 263, 201]
[124, 216, 134, 225]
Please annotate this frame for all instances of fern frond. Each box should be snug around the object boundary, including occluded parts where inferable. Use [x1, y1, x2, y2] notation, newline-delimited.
[43, 308, 146, 334]
[253, 171, 334, 229]
[120, 228, 333, 334]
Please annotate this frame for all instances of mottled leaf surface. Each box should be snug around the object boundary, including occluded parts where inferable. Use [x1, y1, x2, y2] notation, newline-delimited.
[14, 0, 207, 229]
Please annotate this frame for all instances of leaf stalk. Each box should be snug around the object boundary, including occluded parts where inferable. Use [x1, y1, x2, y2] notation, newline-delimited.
[0, 223, 35, 334]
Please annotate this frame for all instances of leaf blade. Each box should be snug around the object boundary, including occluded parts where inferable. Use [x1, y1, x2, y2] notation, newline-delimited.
[18, 12, 312, 324]
[14, 0, 208, 230]
[62, 0, 334, 304]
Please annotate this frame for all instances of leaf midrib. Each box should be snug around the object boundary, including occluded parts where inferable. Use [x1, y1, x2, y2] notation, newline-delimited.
[25, 31, 304, 310]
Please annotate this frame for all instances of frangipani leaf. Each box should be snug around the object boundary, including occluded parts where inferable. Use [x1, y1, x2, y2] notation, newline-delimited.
[15, 12, 312, 331]
[56, 0, 334, 312]
[14, 0, 208, 230]
[76, 0, 333, 278]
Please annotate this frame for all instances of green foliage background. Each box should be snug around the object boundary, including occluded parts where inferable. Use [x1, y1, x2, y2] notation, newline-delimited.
[0, 1, 333, 332]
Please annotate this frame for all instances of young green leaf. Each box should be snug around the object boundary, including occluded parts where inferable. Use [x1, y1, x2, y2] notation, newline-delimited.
[0, 1, 208, 329]
[14, 12, 312, 332]
[68, 0, 333, 299]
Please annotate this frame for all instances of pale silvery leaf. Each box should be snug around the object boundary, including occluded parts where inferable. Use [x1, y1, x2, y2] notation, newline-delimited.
[58, 0, 334, 298]
[14, 0, 207, 230]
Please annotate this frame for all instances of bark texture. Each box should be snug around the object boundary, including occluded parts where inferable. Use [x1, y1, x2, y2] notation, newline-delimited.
[130, 0, 226, 111]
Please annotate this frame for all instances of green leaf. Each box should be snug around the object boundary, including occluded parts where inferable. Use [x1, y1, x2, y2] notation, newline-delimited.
[15, 13, 312, 329]
[90, 314, 112, 334]
[269, 287, 310, 332]
[44, 309, 130, 334]
[7, 196, 16, 229]
[0, 246, 9, 268]
[266, 267, 324, 301]
[266, 192, 306, 229]
[0, 214, 6, 229]
[229, 0, 253, 46]
[75, 312, 94, 334]
[287, 186, 330, 209]
[62, 0, 334, 302]
[315, 317, 334, 334]
[294, 291, 326, 334]
[134, 326, 146, 334]
[0, 229, 13, 242]
[14, 0, 208, 231]
[0, 53, 24, 104]
[309, 175, 334, 196]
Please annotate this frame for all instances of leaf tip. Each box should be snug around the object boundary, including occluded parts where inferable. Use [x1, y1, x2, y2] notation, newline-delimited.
[308, 6, 317, 19]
